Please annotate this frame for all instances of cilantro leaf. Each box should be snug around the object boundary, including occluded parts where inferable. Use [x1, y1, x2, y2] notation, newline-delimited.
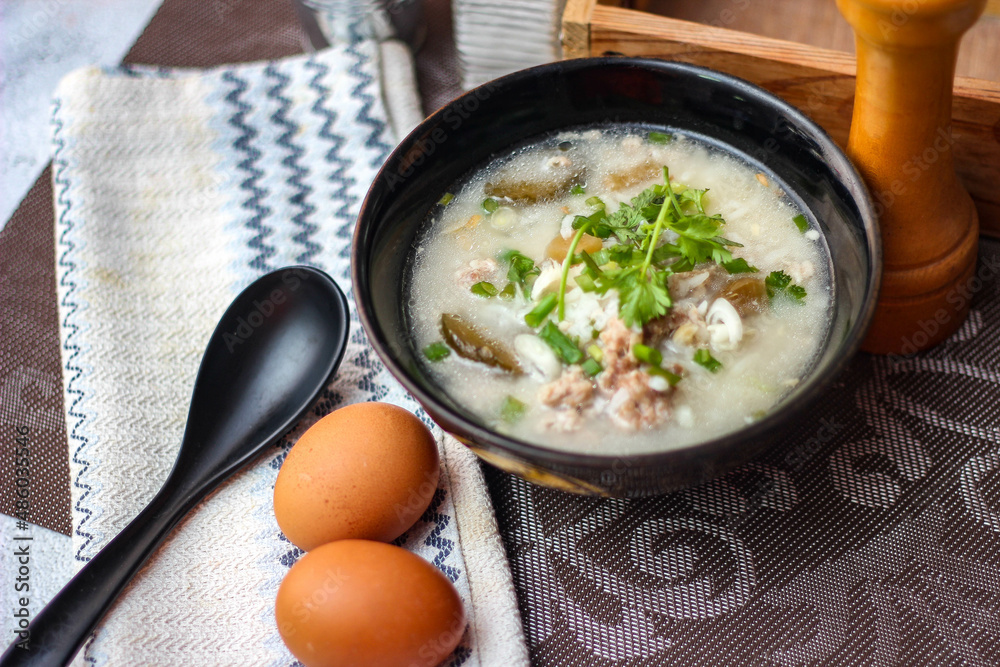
[678, 187, 708, 214]
[765, 270, 807, 302]
[572, 210, 613, 239]
[787, 284, 807, 300]
[722, 258, 758, 274]
[603, 204, 646, 244]
[629, 185, 665, 212]
[765, 270, 791, 292]
[502, 249, 540, 293]
[614, 267, 672, 328]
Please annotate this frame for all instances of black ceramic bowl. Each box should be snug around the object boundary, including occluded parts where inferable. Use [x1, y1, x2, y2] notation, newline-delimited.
[353, 58, 880, 497]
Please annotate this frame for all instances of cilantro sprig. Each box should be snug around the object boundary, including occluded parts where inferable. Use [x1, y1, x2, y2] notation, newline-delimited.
[553, 167, 750, 328]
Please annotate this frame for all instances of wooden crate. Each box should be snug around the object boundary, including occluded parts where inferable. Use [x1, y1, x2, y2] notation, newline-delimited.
[562, 0, 1000, 237]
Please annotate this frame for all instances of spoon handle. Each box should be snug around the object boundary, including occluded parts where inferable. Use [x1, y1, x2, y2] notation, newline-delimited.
[0, 480, 198, 666]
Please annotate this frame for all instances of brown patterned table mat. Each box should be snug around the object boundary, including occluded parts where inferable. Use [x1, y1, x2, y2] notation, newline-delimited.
[486, 240, 1000, 665]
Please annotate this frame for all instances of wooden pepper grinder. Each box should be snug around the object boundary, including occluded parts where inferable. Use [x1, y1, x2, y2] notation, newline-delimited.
[837, 0, 985, 354]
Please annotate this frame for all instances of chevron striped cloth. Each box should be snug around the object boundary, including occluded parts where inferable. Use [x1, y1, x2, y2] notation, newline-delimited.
[49, 41, 527, 666]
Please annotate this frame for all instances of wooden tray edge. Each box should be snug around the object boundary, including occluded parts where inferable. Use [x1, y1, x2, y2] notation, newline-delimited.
[561, 0, 1000, 239]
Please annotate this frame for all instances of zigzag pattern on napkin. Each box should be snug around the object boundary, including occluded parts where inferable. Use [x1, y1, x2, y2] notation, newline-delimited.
[346, 40, 394, 165]
[423, 488, 461, 583]
[52, 97, 102, 565]
[265, 64, 319, 266]
[223, 70, 275, 273]
[305, 57, 357, 277]
[48, 42, 504, 666]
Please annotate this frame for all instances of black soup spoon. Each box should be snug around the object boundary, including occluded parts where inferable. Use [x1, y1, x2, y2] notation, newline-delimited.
[1, 265, 350, 666]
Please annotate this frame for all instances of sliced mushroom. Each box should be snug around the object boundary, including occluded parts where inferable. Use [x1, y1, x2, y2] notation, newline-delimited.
[484, 153, 583, 203]
[484, 176, 578, 203]
[719, 277, 767, 316]
[603, 160, 659, 191]
[440, 314, 522, 374]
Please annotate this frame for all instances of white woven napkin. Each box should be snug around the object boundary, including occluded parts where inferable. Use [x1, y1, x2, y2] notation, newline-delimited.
[51, 40, 527, 666]
[453, 0, 565, 89]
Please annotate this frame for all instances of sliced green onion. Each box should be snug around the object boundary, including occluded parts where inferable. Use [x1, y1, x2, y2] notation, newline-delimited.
[648, 365, 682, 386]
[585, 196, 606, 210]
[581, 358, 602, 377]
[500, 396, 526, 423]
[423, 342, 451, 361]
[471, 281, 498, 298]
[587, 344, 604, 363]
[524, 293, 557, 328]
[538, 321, 583, 364]
[482, 197, 500, 214]
[793, 214, 809, 233]
[570, 183, 586, 195]
[574, 274, 596, 292]
[503, 250, 539, 290]
[648, 131, 673, 144]
[438, 192, 454, 206]
[590, 249, 610, 267]
[694, 349, 722, 373]
[498, 283, 516, 300]
[579, 251, 604, 279]
[632, 343, 662, 367]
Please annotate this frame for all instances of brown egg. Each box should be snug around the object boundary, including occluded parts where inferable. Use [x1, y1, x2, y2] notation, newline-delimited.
[276, 540, 466, 667]
[274, 402, 439, 551]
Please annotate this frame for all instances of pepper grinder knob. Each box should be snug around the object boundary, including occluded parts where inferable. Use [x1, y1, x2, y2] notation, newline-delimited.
[837, 0, 985, 354]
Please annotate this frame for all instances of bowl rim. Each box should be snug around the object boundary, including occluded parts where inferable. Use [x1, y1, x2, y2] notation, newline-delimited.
[353, 56, 882, 469]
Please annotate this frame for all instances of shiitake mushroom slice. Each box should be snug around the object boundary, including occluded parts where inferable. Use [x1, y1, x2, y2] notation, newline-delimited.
[440, 314, 522, 374]
[720, 277, 767, 316]
[603, 160, 660, 191]
[484, 155, 583, 203]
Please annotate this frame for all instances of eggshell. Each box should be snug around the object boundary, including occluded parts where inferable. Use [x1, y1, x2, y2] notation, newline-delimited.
[274, 402, 439, 551]
[276, 540, 466, 667]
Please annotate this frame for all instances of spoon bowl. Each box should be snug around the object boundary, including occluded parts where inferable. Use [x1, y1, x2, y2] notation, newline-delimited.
[1, 265, 349, 666]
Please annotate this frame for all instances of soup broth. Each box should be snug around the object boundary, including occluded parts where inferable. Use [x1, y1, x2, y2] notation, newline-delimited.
[407, 127, 831, 454]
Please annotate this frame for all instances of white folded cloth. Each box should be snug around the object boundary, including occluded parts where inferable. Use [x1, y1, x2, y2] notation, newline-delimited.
[48, 40, 527, 666]
[453, 0, 567, 89]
